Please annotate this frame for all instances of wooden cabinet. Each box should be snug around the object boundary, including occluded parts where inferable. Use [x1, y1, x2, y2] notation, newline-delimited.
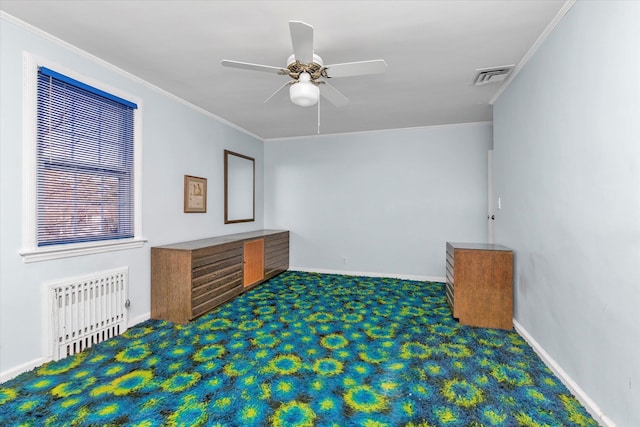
[151, 230, 288, 323]
[445, 242, 513, 330]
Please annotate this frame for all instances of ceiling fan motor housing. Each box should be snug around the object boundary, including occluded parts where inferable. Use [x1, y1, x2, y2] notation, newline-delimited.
[287, 54, 325, 80]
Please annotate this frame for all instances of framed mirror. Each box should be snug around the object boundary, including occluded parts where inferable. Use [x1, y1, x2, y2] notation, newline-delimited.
[224, 150, 255, 223]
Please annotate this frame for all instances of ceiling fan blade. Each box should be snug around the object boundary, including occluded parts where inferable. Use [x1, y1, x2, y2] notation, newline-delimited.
[324, 60, 387, 78]
[289, 21, 314, 64]
[221, 60, 286, 74]
[264, 81, 292, 104]
[319, 81, 349, 107]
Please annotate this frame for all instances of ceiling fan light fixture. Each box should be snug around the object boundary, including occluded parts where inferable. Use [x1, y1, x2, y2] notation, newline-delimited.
[222, 21, 386, 111]
[289, 72, 318, 107]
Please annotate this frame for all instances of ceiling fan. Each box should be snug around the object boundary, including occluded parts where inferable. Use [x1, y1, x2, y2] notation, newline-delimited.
[221, 21, 387, 109]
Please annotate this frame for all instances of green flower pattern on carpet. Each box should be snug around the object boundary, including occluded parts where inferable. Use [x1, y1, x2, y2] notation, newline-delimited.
[0, 271, 597, 426]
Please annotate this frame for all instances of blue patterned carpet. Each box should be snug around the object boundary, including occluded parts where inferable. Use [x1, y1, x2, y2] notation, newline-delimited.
[0, 271, 597, 426]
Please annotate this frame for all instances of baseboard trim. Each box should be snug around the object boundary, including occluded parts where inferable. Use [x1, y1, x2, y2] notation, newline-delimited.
[513, 319, 614, 427]
[1, 357, 50, 383]
[1, 312, 151, 384]
[289, 267, 445, 283]
[128, 312, 151, 328]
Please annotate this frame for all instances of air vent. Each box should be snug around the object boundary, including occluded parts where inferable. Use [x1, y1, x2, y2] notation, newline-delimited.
[473, 65, 514, 86]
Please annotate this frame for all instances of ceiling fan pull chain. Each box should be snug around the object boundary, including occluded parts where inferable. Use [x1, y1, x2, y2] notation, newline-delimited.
[317, 96, 321, 134]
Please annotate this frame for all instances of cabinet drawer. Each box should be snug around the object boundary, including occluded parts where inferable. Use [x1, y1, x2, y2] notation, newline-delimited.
[192, 283, 242, 319]
[192, 246, 242, 269]
[265, 240, 289, 258]
[445, 282, 454, 310]
[265, 245, 289, 262]
[192, 274, 242, 308]
[192, 256, 242, 284]
[265, 233, 289, 247]
[192, 269, 242, 299]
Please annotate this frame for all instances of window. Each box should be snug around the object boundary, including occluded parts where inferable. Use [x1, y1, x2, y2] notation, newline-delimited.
[21, 56, 144, 262]
[37, 67, 137, 246]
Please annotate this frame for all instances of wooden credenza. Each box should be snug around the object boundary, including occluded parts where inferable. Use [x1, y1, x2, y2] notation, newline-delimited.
[445, 242, 513, 330]
[151, 230, 289, 323]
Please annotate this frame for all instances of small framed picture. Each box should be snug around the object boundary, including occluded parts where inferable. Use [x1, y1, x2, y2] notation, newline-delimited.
[184, 175, 207, 213]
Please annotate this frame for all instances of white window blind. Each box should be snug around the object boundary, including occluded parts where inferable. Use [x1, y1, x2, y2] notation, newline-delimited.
[36, 67, 137, 247]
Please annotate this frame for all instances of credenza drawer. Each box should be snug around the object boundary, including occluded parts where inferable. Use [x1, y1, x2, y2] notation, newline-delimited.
[192, 284, 242, 319]
[192, 269, 243, 299]
[445, 281, 454, 310]
[191, 276, 242, 311]
[192, 257, 242, 284]
[192, 244, 243, 269]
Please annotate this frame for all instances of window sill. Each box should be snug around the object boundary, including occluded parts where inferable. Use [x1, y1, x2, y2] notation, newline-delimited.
[20, 238, 147, 263]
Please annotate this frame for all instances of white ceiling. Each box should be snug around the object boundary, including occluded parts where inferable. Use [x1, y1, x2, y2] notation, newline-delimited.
[1, 1, 569, 140]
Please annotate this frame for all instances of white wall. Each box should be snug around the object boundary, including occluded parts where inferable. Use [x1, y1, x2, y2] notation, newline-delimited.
[493, 2, 640, 426]
[264, 123, 492, 279]
[0, 16, 263, 379]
